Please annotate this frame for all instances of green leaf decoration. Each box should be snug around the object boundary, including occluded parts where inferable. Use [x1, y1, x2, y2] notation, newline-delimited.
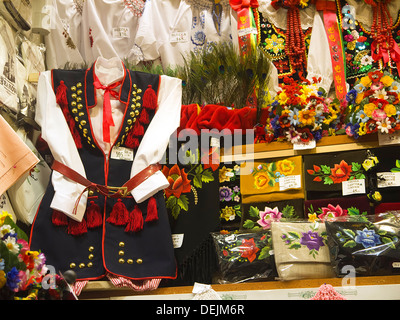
[243, 219, 255, 229]
[288, 231, 300, 239]
[177, 194, 189, 211]
[391, 168, 400, 173]
[324, 176, 334, 185]
[352, 162, 362, 172]
[321, 165, 331, 174]
[396, 159, 400, 168]
[249, 206, 260, 218]
[258, 246, 270, 260]
[268, 162, 276, 172]
[382, 237, 396, 249]
[347, 207, 360, 216]
[343, 240, 357, 248]
[289, 243, 301, 250]
[281, 205, 295, 218]
[201, 169, 214, 183]
[343, 229, 355, 238]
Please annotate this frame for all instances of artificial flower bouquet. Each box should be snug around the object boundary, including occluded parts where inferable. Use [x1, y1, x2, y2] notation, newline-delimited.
[265, 77, 346, 145]
[0, 211, 72, 300]
[344, 70, 400, 138]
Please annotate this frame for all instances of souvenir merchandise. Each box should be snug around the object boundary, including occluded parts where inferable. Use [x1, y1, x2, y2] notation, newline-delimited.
[80, 0, 145, 65]
[337, 0, 400, 86]
[305, 195, 371, 222]
[241, 198, 304, 230]
[163, 137, 220, 286]
[325, 215, 400, 277]
[0, 115, 39, 196]
[271, 221, 335, 280]
[43, 0, 84, 69]
[304, 149, 373, 200]
[258, 0, 333, 93]
[241, 155, 304, 204]
[135, 0, 238, 69]
[29, 57, 182, 290]
[211, 230, 277, 284]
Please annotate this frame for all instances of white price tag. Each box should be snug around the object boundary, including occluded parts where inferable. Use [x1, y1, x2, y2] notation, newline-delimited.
[110, 146, 134, 161]
[112, 27, 130, 39]
[378, 131, 400, 146]
[279, 175, 301, 191]
[171, 234, 184, 249]
[377, 172, 400, 188]
[342, 179, 366, 196]
[293, 139, 316, 150]
[238, 27, 258, 37]
[170, 31, 188, 43]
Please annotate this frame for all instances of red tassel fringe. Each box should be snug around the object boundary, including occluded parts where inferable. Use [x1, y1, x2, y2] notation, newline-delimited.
[86, 201, 103, 228]
[131, 122, 144, 136]
[125, 205, 143, 233]
[124, 135, 140, 149]
[145, 196, 158, 222]
[138, 108, 149, 124]
[143, 85, 158, 111]
[68, 218, 87, 236]
[52, 210, 68, 226]
[55, 81, 82, 149]
[106, 199, 129, 226]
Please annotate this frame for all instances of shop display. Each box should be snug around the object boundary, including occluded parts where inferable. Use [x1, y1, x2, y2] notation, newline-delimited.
[2, 0, 400, 300]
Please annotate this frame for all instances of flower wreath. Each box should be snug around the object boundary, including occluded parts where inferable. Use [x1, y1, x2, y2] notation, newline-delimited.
[265, 77, 345, 144]
[344, 70, 400, 137]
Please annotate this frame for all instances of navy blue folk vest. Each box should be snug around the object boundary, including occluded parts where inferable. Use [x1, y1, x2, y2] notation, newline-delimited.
[29, 64, 177, 282]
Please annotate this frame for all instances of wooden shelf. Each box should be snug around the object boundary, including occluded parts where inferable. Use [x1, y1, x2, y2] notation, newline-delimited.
[221, 133, 380, 162]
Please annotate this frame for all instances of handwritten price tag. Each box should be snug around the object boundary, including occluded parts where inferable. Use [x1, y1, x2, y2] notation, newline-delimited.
[110, 146, 134, 161]
[293, 139, 316, 150]
[377, 172, 400, 188]
[342, 179, 365, 196]
[279, 175, 301, 191]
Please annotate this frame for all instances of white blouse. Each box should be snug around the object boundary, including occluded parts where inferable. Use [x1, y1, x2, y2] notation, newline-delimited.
[36, 57, 182, 222]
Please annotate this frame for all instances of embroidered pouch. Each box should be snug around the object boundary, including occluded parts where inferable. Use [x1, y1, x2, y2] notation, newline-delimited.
[304, 149, 370, 200]
[305, 195, 371, 222]
[219, 163, 242, 230]
[241, 156, 304, 204]
[241, 199, 304, 230]
[211, 230, 277, 284]
[325, 215, 400, 277]
[271, 221, 335, 280]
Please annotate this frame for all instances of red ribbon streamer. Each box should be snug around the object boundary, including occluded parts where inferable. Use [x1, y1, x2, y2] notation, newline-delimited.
[229, 0, 258, 10]
[93, 75, 122, 143]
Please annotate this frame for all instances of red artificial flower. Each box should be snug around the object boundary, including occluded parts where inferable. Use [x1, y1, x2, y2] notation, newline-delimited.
[329, 160, 352, 184]
[239, 238, 260, 263]
[162, 164, 192, 198]
[298, 128, 313, 142]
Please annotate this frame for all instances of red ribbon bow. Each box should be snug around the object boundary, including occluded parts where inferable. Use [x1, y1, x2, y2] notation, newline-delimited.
[229, 0, 258, 11]
[93, 75, 122, 143]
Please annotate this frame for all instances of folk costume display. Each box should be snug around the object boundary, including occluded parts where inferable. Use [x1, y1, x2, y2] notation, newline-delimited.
[29, 57, 182, 289]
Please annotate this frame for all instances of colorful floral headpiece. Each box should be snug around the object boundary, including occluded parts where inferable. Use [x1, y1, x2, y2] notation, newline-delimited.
[344, 70, 400, 137]
[265, 77, 345, 144]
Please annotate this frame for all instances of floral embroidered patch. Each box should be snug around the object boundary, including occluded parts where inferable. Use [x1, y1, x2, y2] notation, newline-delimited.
[251, 159, 295, 189]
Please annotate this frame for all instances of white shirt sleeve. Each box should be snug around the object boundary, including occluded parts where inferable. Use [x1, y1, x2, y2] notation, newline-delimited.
[306, 10, 333, 93]
[130, 75, 182, 203]
[36, 71, 87, 222]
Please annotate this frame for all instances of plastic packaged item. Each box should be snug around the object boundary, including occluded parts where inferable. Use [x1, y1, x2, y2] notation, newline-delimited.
[271, 221, 335, 281]
[325, 214, 400, 277]
[211, 230, 277, 284]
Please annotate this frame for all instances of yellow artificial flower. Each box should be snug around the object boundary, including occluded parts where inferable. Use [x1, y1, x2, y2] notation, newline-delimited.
[276, 159, 295, 176]
[384, 104, 396, 117]
[278, 91, 289, 105]
[298, 109, 316, 126]
[355, 92, 365, 104]
[308, 213, 318, 223]
[360, 75, 372, 88]
[380, 75, 394, 87]
[265, 34, 285, 54]
[363, 103, 377, 117]
[358, 122, 367, 136]
[0, 211, 12, 225]
[299, 0, 309, 8]
[0, 270, 5, 289]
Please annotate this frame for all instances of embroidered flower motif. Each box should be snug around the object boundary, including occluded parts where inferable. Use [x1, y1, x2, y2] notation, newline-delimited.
[239, 238, 260, 263]
[276, 159, 295, 176]
[307, 160, 365, 185]
[220, 206, 236, 221]
[300, 230, 325, 251]
[265, 34, 284, 54]
[257, 206, 282, 229]
[330, 160, 352, 183]
[355, 228, 381, 249]
[254, 171, 271, 189]
[318, 204, 348, 221]
[162, 164, 192, 199]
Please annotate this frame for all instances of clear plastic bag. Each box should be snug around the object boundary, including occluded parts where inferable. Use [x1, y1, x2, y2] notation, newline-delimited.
[211, 230, 277, 284]
[324, 214, 400, 277]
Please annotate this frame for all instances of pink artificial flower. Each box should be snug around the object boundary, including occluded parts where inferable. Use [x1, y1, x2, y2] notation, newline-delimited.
[257, 206, 282, 229]
[371, 108, 387, 121]
[318, 204, 348, 221]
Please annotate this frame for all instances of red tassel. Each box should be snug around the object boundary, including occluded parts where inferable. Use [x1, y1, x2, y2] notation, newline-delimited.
[125, 205, 143, 232]
[131, 122, 144, 137]
[143, 85, 158, 111]
[138, 108, 150, 125]
[86, 201, 102, 228]
[106, 199, 129, 226]
[56, 81, 68, 107]
[145, 196, 158, 222]
[125, 135, 140, 149]
[68, 218, 87, 236]
[52, 210, 68, 226]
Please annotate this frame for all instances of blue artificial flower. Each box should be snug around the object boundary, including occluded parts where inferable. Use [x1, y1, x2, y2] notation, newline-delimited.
[355, 110, 369, 123]
[271, 115, 280, 130]
[6, 267, 21, 291]
[288, 108, 300, 126]
[355, 228, 381, 249]
[354, 83, 366, 93]
[346, 89, 358, 104]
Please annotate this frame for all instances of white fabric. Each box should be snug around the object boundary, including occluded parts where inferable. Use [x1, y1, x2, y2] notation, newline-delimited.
[35, 57, 181, 221]
[44, 0, 84, 69]
[135, 0, 238, 69]
[80, 0, 144, 65]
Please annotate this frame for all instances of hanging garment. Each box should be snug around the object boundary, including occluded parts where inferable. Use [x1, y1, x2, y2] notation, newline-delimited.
[135, 0, 238, 69]
[80, 0, 145, 65]
[337, 0, 400, 86]
[258, 0, 333, 92]
[29, 57, 182, 287]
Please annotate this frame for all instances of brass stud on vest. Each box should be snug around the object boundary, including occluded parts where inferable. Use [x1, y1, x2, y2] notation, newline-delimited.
[70, 263, 76, 269]
[71, 86, 76, 92]
[136, 259, 143, 265]
[119, 258, 125, 264]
